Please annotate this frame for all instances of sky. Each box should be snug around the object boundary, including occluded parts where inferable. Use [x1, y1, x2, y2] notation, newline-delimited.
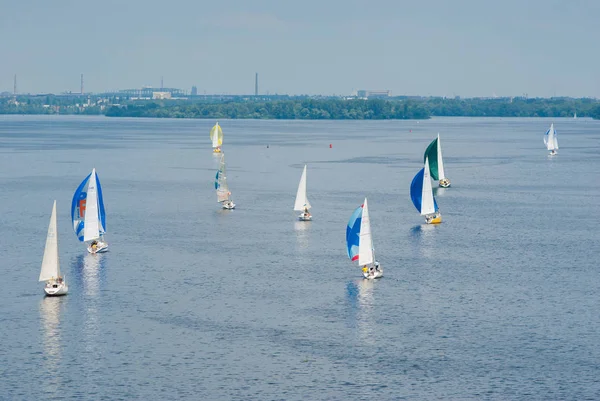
[1, 0, 598, 97]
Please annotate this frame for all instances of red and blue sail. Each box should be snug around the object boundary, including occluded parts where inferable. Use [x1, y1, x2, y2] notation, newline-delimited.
[71, 171, 106, 242]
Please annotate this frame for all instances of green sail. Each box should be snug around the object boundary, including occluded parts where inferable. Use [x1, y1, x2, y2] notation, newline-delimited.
[424, 138, 440, 180]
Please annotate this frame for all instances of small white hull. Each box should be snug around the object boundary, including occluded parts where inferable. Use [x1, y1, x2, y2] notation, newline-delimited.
[298, 213, 312, 221]
[87, 241, 108, 254]
[222, 201, 236, 210]
[363, 267, 383, 279]
[439, 178, 451, 188]
[549, 150, 557, 156]
[44, 281, 68, 296]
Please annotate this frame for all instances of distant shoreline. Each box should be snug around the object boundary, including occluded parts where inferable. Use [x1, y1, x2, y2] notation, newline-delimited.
[2, 97, 600, 120]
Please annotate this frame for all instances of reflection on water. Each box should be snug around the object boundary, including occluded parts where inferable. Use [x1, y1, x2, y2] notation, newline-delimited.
[410, 224, 437, 259]
[433, 187, 447, 197]
[346, 279, 376, 345]
[294, 220, 311, 251]
[39, 297, 65, 397]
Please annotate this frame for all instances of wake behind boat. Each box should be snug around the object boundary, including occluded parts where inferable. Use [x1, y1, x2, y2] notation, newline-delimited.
[425, 133, 451, 188]
[215, 154, 236, 209]
[39, 201, 68, 296]
[411, 157, 442, 224]
[294, 165, 312, 221]
[346, 198, 382, 279]
[544, 123, 559, 156]
[210, 122, 223, 153]
[72, 168, 108, 254]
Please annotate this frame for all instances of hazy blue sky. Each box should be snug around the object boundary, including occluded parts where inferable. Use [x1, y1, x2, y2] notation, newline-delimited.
[1, 0, 598, 97]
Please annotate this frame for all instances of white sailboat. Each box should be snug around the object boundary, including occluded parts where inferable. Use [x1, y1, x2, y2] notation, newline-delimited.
[72, 168, 108, 254]
[39, 201, 68, 296]
[215, 154, 236, 209]
[346, 198, 382, 279]
[544, 123, 559, 155]
[294, 165, 312, 221]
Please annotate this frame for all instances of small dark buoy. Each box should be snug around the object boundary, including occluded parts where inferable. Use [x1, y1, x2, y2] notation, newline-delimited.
[267, 144, 269, 148]
[329, 143, 332, 148]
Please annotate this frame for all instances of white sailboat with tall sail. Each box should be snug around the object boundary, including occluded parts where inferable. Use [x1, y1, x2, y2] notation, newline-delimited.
[294, 165, 312, 221]
[346, 198, 382, 279]
[544, 123, 559, 155]
[210, 122, 223, 153]
[215, 154, 236, 209]
[39, 201, 68, 296]
[410, 157, 442, 224]
[72, 168, 108, 254]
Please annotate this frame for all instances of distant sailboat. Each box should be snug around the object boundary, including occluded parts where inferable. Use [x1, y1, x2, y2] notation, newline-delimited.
[294, 165, 312, 221]
[39, 201, 68, 296]
[574, 112, 577, 119]
[72, 168, 108, 253]
[544, 123, 559, 156]
[411, 157, 442, 224]
[424, 133, 451, 188]
[346, 198, 382, 279]
[210, 122, 223, 153]
[215, 154, 236, 209]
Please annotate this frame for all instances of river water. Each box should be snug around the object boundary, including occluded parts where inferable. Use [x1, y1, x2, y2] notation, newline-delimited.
[1, 115, 599, 400]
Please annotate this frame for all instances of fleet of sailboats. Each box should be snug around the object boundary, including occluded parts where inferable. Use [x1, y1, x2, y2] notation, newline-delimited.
[210, 122, 223, 153]
[544, 123, 559, 155]
[294, 165, 312, 221]
[346, 198, 382, 279]
[215, 153, 236, 209]
[424, 133, 451, 188]
[411, 157, 442, 224]
[71, 168, 108, 254]
[39, 201, 68, 296]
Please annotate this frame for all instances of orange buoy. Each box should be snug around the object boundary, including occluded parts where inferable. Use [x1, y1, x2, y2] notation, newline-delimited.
[329, 144, 332, 148]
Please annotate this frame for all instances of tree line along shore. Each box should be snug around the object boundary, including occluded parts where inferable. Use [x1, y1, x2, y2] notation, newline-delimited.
[1, 96, 600, 120]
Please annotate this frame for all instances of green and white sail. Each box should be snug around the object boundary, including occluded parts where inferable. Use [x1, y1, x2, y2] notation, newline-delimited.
[424, 133, 447, 181]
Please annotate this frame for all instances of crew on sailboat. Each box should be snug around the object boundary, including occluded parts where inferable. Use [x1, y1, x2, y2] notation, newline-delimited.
[302, 206, 311, 220]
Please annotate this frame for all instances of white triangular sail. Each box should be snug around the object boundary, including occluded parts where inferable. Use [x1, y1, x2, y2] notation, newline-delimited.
[293, 165, 311, 211]
[436, 133, 446, 180]
[544, 123, 558, 151]
[358, 198, 374, 266]
[83, 168, 100, 242]
[421, 158, 436, 215]
[39, 201, 60, 282]
[216, 154, 231, 202]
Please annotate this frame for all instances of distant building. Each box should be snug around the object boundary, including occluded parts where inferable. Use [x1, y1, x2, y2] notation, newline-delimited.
[357, 90, 391, 99]
[152, 92, 172, 100]
[191, 86, 198, 96]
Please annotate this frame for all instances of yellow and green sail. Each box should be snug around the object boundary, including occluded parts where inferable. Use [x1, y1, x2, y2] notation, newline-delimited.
[210, 122, 223, 148]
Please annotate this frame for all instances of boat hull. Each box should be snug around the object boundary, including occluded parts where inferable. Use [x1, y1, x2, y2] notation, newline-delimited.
[426, 214, 442, 224]
[298, 213, 312, 221]
[213, 148, 222, 153]
[44, 282, 68, 296]
[439, 178, 451, 188]
[222, 202, 236, 210]
[363, 269, 383, 279]
[87, 241, 108, 254]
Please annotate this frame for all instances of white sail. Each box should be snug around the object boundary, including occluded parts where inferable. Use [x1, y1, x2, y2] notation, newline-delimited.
[293, 165, 311, 211]
[421, 158, 436, 215]
[83, 168, 100, 242]
[216, 154, 231, 202]
[436, 133, 446, 180]
[39, 201, 60, 282]
[212, 123, 220, 148]
[545, 124, 557, 151]
[358, 198, 374, 266]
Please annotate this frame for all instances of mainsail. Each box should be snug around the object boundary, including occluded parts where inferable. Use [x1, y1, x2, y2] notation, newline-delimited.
[294, 165, 311, 211]
[39, 201, 60, 282]
[544, 124, 559, 151]
[215, 154, 231, 202]
[357, 198, 374, 266]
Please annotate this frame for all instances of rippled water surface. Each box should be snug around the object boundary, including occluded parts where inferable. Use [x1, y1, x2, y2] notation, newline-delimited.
[1, 115, 599, 400]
